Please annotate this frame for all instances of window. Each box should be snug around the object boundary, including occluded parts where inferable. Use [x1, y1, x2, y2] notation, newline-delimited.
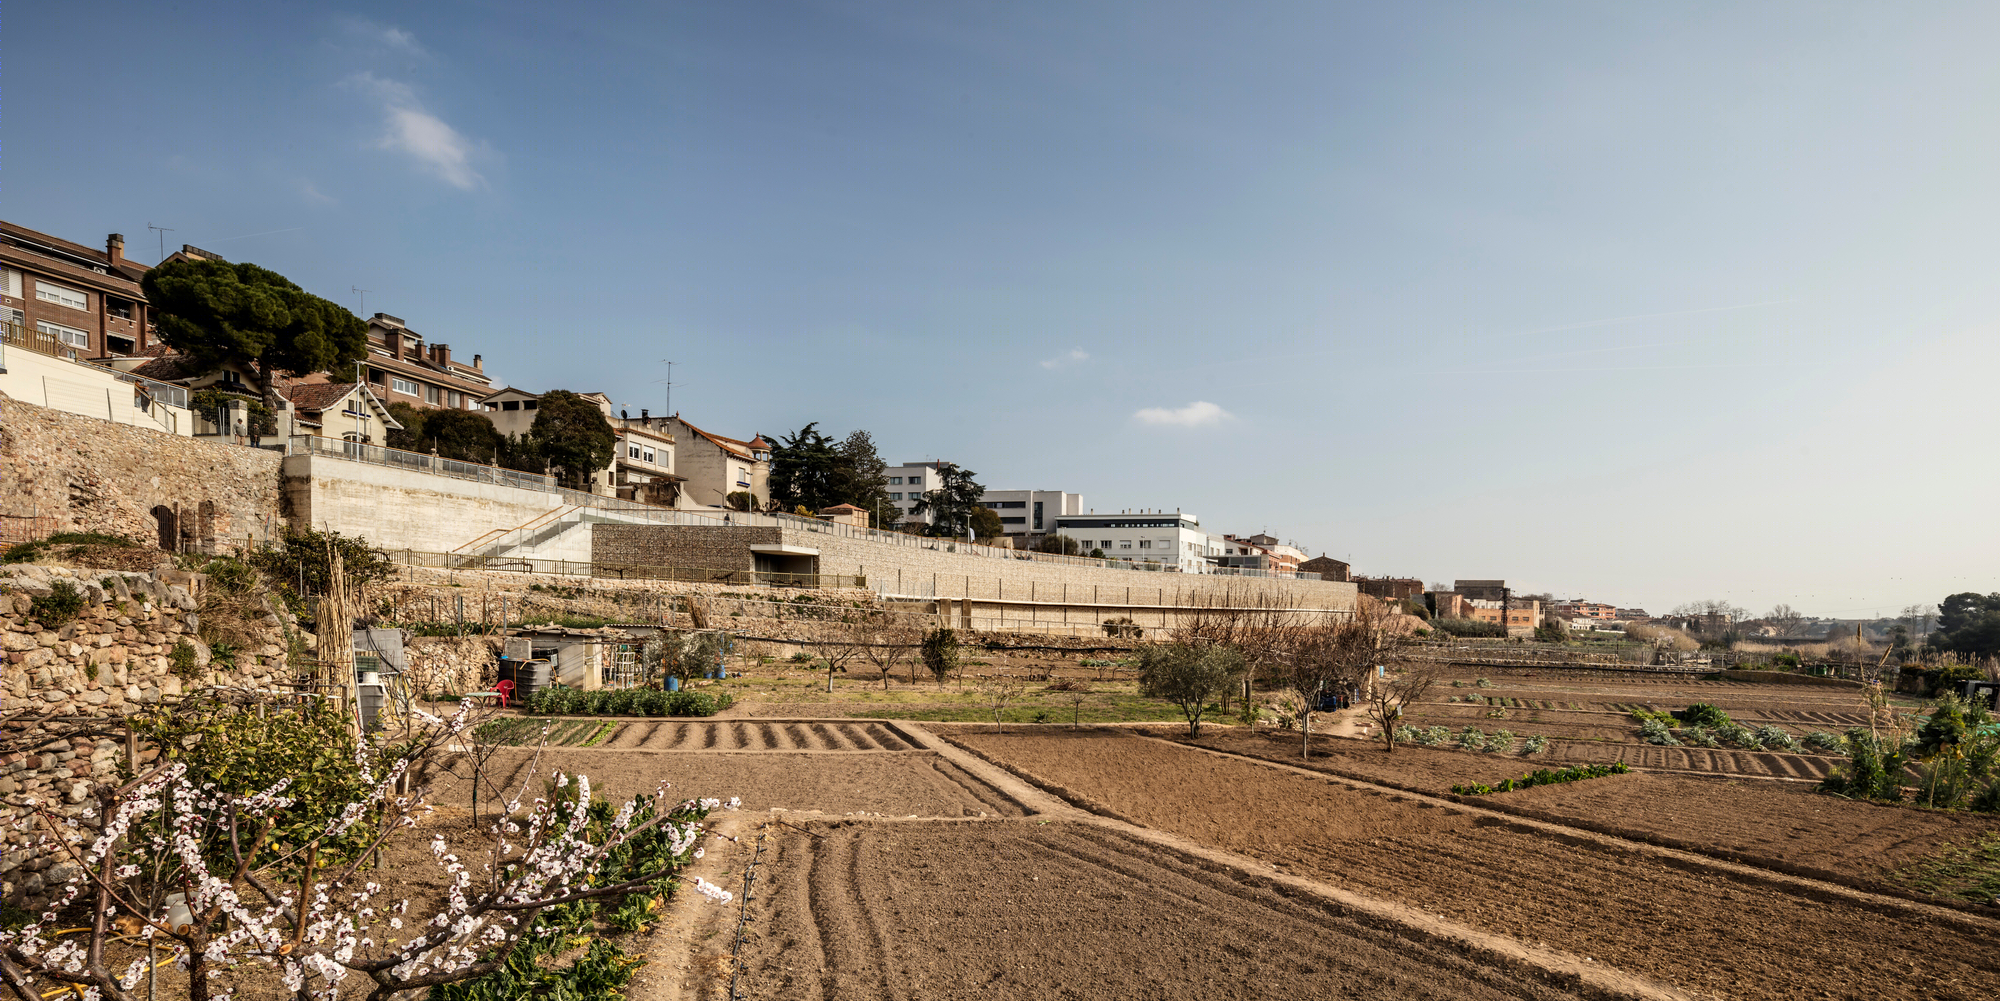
[449, 391, 462, 407]
[34, 281, 88, 311]
[501, 400, 520, 411]
[736, 467, 749, 486]
[38, 320, 89, 350]
[1000, 517, 1026, 525]
[522, 399, 537, 410]
[1119, 541, 1133, 549]
[105, 297, 134, 320]
[1101, 541, 1113, 549]
[1139, 540, 1152, 549]
[628, 445, 642, 459]
[890, 476, 903, 484]
[3, 307, 22, 329]
[890, 492, 903, 501]
[1033, 501, 1043, 529]
[643, 448, 655, 463]
[391, 377, 419, 396]
[425, 385, 440, 404]
[1, 268, 20, 298]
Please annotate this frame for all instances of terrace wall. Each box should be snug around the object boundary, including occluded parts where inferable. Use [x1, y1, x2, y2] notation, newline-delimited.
[0, 395, 282, 548]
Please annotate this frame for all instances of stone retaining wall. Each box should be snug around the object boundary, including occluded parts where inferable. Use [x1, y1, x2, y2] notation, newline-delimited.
[0, 395, 284, 550]
[0, 562, 294, 903]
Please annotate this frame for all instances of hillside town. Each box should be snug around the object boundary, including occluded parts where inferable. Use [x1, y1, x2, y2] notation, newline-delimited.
[4, 7, 1999, 1001]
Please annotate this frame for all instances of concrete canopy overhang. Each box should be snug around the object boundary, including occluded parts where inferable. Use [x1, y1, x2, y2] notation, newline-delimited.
[749, 543, 820, 557]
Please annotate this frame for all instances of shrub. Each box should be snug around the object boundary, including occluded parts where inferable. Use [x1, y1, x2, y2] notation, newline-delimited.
[1677, 703, 1732, 729]
[921, 627, 960, 684]
[1433, 617, 1506, 638]
[1452, 762, 1630, 796]
[1714, 722, 1763, 750]
[1521, 734, 1549, 754]
[1456, 726, 1486, 750]
[1475, 678, 1494, 688]
[1802, 730, 1844, 752]
[1820, 728, 1908, 802]
[1754, 725, 1802, 753]
[1638, 718, 1680, 746]
[1679, 725, 1720, 748]
[1483, 729, 1515, 753]
[168, 638, 202, 680]
[29, 580, 85, 628]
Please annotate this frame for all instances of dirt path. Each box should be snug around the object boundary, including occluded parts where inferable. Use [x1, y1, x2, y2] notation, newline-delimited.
[953, 730, 2000, 1001]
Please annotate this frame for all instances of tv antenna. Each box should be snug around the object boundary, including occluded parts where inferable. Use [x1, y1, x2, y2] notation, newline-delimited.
[655, 359, 675, 415]
[352, 286, 372, 318]
[146, 223, 175, 262]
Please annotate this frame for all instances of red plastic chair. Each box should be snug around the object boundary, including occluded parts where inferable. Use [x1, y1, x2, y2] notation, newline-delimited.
[487, 679, 515, 708]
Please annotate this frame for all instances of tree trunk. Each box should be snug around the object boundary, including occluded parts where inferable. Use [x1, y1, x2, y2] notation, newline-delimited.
[1300, 711, 1312, 759]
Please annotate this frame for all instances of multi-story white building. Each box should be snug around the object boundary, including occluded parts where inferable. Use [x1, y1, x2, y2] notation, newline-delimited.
[1051, 510, 1220, 568]
[883, 462, 949, 527]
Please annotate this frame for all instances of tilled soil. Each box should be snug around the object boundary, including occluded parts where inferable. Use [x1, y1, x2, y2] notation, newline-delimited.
[591, 719, 919, 751]
[708, 819, 1604, 1001]
[433, 746, 1029, 818]
[955, 729, 2000, 1001]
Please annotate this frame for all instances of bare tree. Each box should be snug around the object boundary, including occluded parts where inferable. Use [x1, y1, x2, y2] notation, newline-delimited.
[1768, 603, 1806, 638]
[1365, 659, 1442, 751]
[1273, 605, 1404, 758]
[794, 604, 867, 693]
[977, 675, 1031, 733]
[858, 611, 920, 690]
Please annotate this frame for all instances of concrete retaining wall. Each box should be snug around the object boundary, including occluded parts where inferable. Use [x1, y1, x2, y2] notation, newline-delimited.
[282, 452, 567, 555]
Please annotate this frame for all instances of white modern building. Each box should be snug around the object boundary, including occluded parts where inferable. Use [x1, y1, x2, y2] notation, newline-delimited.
[979, 489, 1082, 541]
[883, 462, 951, 528]
[1051, 510, 1221, 568]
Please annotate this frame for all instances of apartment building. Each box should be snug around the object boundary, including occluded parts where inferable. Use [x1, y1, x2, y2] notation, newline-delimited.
[883, 462, 949, 527]
[332, 312, 495, 413]
[1051, 510, 1219, 567]
[1471, 598, 1543, 634]
[479, 389, 685, 502]
[1, 223, 153, 359]
[1551, 600, 1619, 620]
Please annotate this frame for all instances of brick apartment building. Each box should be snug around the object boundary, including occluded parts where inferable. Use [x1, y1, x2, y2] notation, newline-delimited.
[1, 223, 153, 358]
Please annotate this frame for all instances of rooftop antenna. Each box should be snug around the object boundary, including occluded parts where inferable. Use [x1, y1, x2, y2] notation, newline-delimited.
[352, 286, 372, 319]
[654, 359, 675, 415]
[146, 222, 174, 262]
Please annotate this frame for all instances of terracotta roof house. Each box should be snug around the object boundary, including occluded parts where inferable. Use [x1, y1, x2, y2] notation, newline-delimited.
[662, 415, 770, 511]
[278, 382, 402, 441]
[817, 504, 869, 529]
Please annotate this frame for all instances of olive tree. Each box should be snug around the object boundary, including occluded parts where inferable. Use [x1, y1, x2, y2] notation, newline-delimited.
[1137, 642, 1245, 737]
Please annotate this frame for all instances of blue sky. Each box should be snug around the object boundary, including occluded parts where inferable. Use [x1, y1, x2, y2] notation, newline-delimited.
[11, 1, 2000, 617]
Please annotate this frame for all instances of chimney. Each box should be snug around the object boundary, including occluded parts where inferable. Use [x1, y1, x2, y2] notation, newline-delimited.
[391, 328, 404, 360]
[472, 353, 482, 370]
[106, 234, 125, 267]
[640, 408, 649, 424]
[435, 343, 451, 368]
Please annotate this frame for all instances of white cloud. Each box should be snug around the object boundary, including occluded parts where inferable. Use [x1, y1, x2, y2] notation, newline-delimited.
[1133, 400, 1232, 427]
[379, 26, 425, 54]
[1040, 348, 1089, 370]
[346, 73, 488, 190]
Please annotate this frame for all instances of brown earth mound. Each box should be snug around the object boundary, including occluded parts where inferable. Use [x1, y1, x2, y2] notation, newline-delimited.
[953, 730, 2000, 1001]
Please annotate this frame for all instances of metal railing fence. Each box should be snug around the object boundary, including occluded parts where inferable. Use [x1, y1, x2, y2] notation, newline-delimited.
[387, 547, 866, 589]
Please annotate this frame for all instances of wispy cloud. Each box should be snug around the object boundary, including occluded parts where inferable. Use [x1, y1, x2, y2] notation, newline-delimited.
[1134, 400, 1232, 428]
[298, 180, 335, 205]
[378, 25, 425, 55]
[1040, 348, 1089, 370]
[346, 73, 488, 190]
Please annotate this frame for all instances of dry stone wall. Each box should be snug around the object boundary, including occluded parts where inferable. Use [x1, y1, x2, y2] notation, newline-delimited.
[0, 562, 296, 903]
[0, 395, 284, 550]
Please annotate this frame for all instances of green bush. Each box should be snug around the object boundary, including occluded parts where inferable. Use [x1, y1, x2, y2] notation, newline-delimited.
[1521, 734, 1549, 754]
[1676, 703, 1733, 729]
[1820, 728, 1909, 802]
[1802, 730, 1844, 752]
[29, 580, 85, 628]
[1452, 762, 1630, 796]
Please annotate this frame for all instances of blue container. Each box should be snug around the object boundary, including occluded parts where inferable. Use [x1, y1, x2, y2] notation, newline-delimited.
[667, 676, 681, 692]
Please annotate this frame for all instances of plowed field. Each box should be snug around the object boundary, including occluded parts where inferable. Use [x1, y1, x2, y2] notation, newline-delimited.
[953, 729, 2000, 1001]
[592, 719, 918, 751]
[704, 819, 1605, 1001]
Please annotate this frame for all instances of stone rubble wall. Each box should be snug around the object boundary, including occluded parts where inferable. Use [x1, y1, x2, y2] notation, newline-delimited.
[0, 563, 297, 903]
[0, 395, 285, 550]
